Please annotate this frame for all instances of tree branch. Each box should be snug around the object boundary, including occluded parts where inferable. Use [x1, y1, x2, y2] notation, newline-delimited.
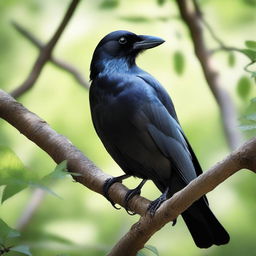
[0, 89, 149, 216]
[12, 21, 89, 90]
[108, 137, 256, 255]
[176, 0, 242, 150]
[10, 0, 81, 98]
[0, 89, 255, 255]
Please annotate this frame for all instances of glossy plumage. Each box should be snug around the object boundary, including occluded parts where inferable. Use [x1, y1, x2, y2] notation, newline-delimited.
[89, 30, 229, 248]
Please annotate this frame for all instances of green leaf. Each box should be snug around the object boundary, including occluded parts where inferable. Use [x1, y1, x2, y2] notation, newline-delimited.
[0, 219, 20, 244]
[173, 51, 185, 75]
[2, 183, 28, 203]
[228, 52, 236, 67]
[245, 40, 256, 49]
[240, 49, 256, 61]
[157, 0, 166, 5]
[10, 245, 32, 256]
[244, 0, 256, 6]
[0, 146, 39, 203]
[31, 161, 69, 199]
[144, 245, 159, 256]
[239, 124, 256, 131]
[42, 160, 68, 183]
[100, 0, 119, 9]
[236, 76, 252, 100]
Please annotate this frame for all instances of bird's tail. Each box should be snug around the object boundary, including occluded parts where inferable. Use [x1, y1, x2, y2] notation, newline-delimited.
[181, 198, 230, 248]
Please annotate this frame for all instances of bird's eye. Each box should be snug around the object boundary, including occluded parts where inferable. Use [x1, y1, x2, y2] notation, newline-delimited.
[119, 37, 127, 44]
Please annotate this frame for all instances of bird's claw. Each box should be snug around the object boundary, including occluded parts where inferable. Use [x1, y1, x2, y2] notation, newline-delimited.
[172, 218, 177, 226]
[148, 198, 164, 216]
[103, 177, 121, 210]
[124, 187, 142, 215]
[147, 189, 169, 216]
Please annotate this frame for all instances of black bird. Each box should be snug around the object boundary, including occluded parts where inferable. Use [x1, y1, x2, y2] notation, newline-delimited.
[89, 30, 230, 248]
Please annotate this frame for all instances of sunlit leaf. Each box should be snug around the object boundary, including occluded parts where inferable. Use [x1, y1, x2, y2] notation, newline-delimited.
[245, 40, 256, 49]
[144, 245, 159, 256]
[173, 51, 185, 75]
[228, 52, 236, 67]
[10, 245, 32, 256]
[236, 76, 252, 100]
[0, 219, 20, 244]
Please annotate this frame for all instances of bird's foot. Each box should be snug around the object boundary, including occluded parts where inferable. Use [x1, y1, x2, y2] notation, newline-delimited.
[148, 187, 169, 216]
[124, 179, 147, 215]
[124, 188, 141, 215]
[103, 174, 130, 210]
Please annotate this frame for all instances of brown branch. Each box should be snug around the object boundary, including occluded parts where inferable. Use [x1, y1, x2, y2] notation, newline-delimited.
[108, 137, 256, 255]
[0, 89, 150, 216]
[12, 21, 89, 90]
[10, 0, 81, 98]
[176, 0, 242, 150]
[0, 90, 256, 255]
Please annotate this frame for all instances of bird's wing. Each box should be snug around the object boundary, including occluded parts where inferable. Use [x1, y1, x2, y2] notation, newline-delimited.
[137, 74, 203, 177]
[134, 100, 198, 185]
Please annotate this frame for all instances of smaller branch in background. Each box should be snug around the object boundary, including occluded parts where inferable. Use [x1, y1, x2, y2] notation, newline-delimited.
[10, 0, 81, 98]
[15, 188, 46, 231]
[195, 0, 256, 77]
[12, 22, 89, 90]
[176, 0, 242, 150]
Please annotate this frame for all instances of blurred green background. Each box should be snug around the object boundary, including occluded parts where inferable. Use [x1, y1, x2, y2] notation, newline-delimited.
[0, 0, 255, 255]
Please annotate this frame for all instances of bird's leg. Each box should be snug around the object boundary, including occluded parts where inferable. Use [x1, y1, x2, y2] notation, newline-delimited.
[124, 179, 147, 215]
[148, 187, 169, 216]
[103, 174, 131, 209]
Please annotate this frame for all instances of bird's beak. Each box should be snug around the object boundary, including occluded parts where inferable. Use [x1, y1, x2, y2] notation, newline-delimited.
[133, 35, 165, 50]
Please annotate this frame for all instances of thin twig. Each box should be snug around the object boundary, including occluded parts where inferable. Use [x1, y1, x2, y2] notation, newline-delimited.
[12, 21, 89, 90]
[10, 0, 81, 98]
[176, 0, 242, 150]
[15, 188, 46, 231]
[0, 89, 255, 256]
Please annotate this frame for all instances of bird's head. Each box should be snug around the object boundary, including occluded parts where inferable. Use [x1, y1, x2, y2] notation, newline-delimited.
[90, 30, 165, 80]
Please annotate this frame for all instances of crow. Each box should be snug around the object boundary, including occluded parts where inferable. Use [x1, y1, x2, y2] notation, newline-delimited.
[89, 30, 230, 248]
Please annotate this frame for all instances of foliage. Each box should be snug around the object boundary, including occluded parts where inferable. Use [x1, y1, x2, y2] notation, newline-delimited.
[0, 147, 72, 255]
[0, 146, 69, 202]
[0, 219, 31, 255]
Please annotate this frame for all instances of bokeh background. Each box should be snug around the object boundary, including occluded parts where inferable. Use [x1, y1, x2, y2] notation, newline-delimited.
[0, 0, 255, 255]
